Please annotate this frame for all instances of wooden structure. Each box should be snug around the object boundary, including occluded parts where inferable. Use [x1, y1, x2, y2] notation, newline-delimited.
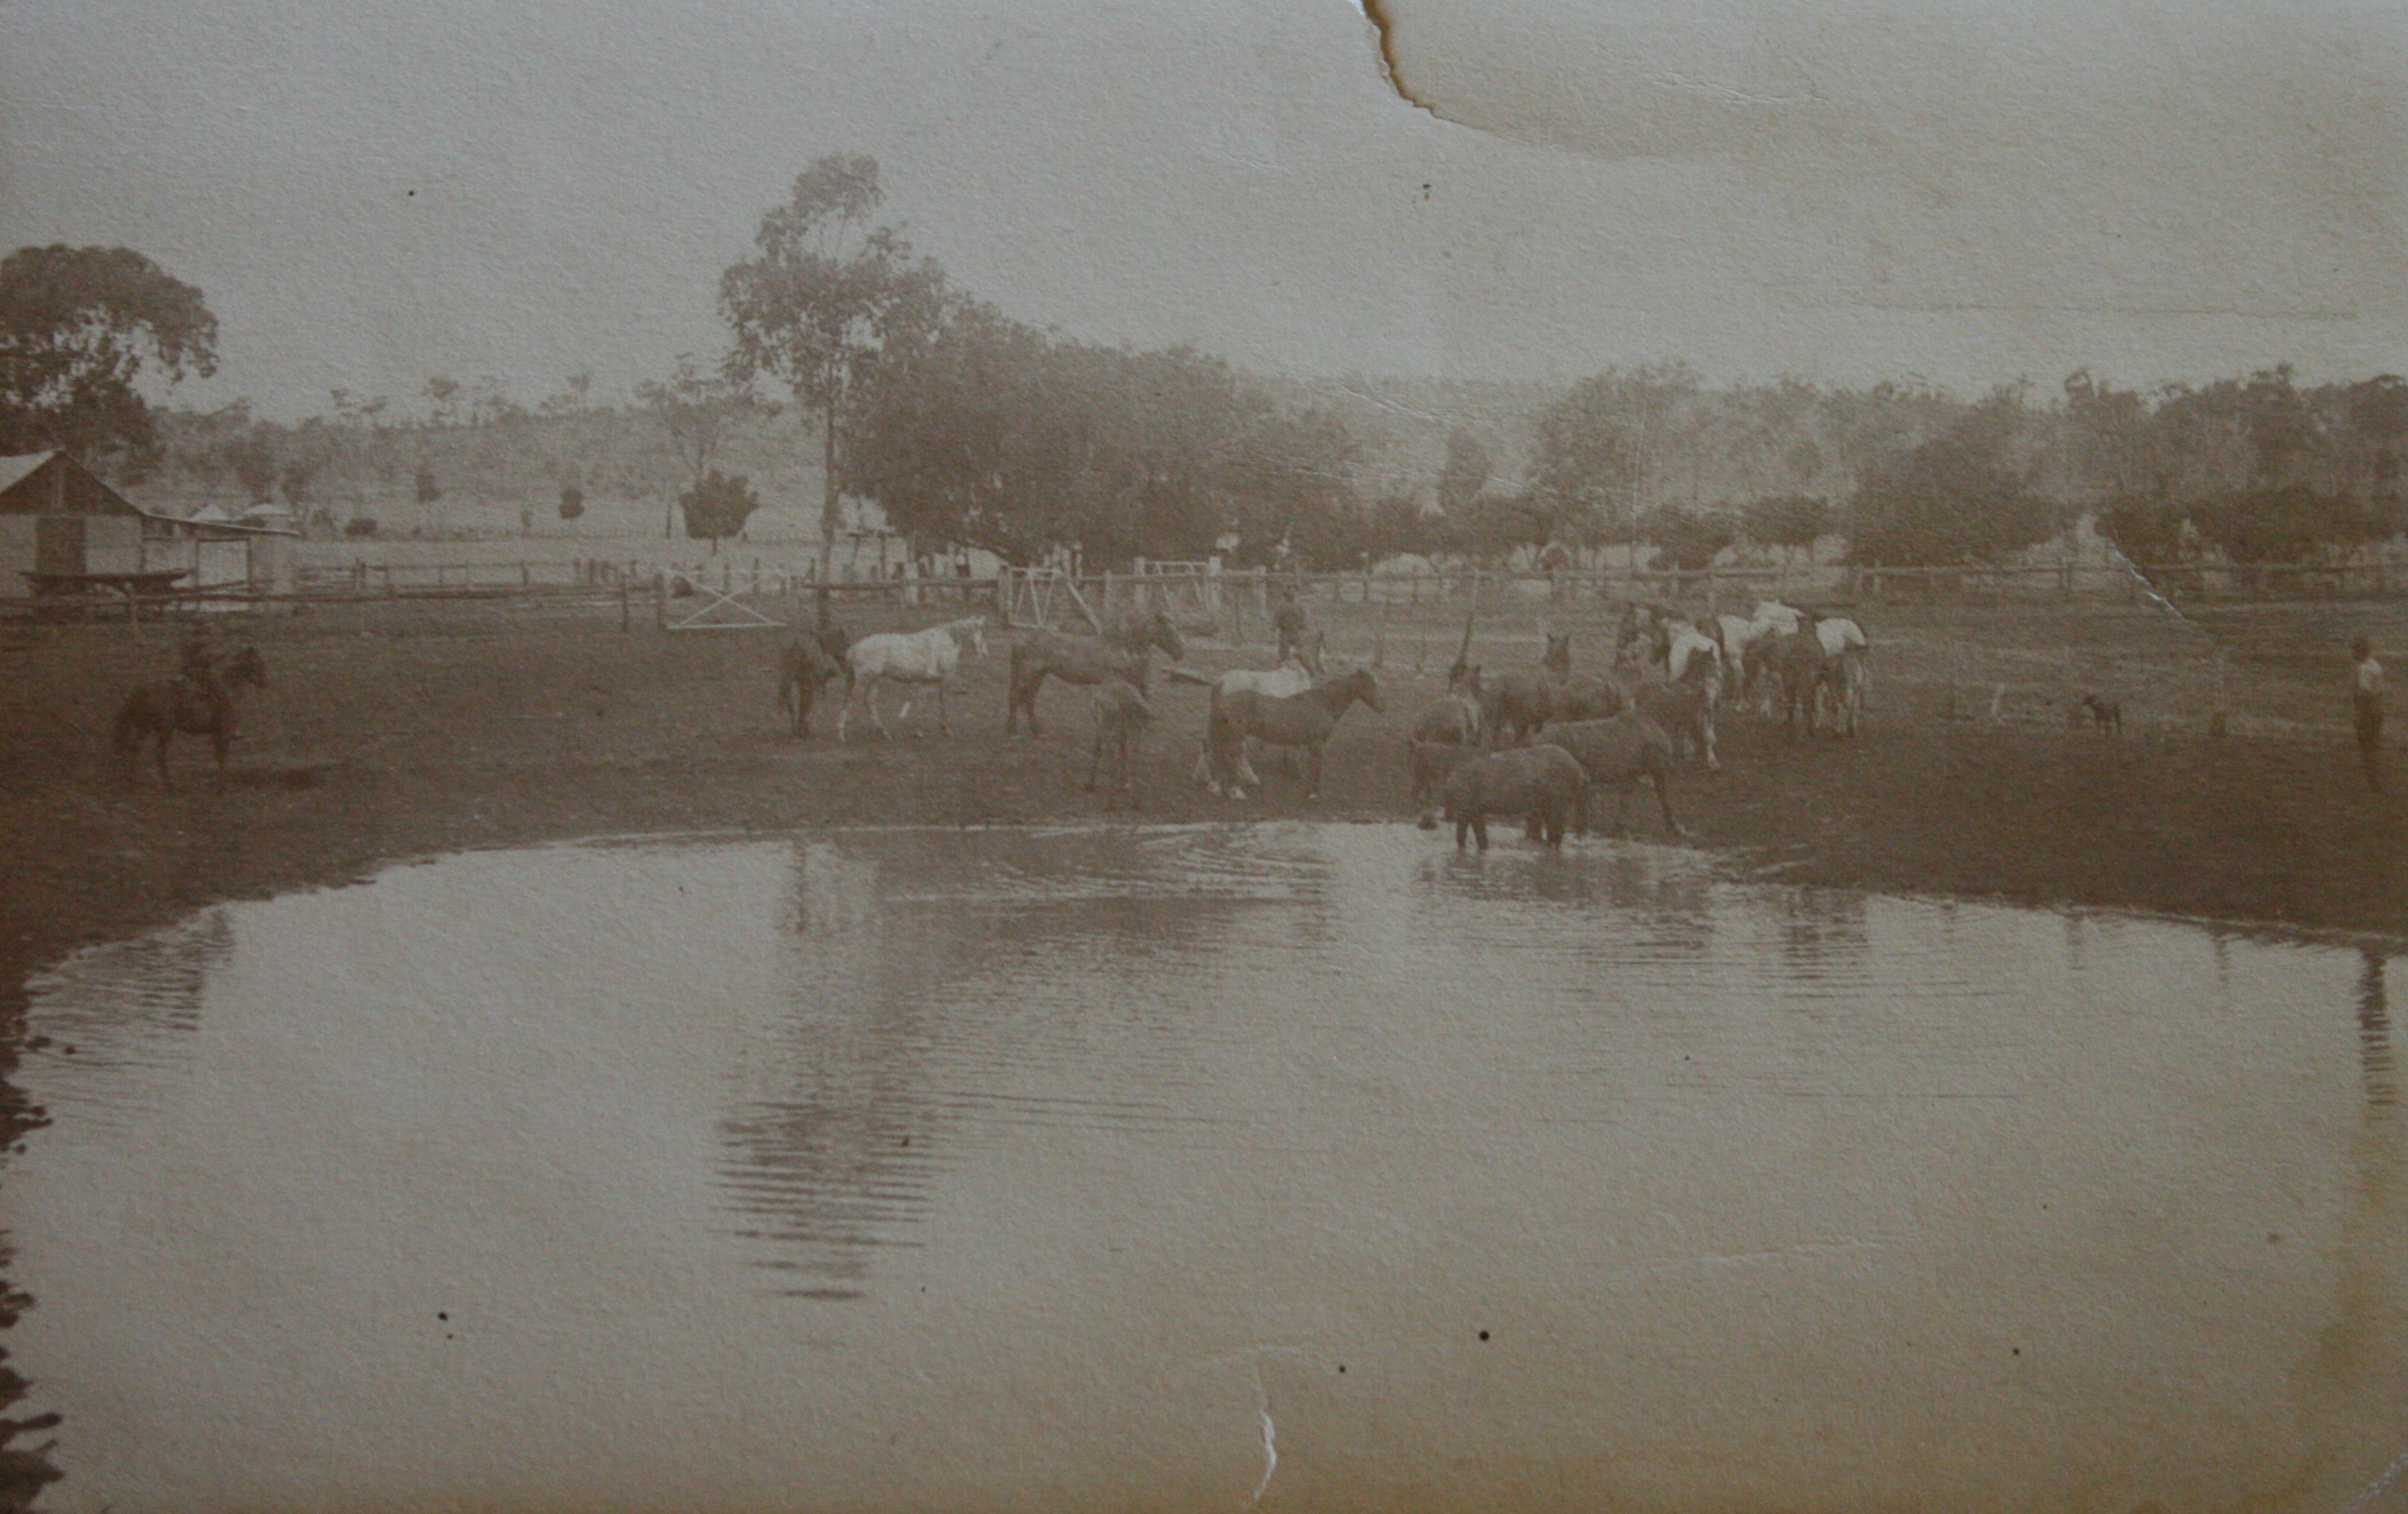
[0, 452, 297, 610]
[998, 567, 1101, 631]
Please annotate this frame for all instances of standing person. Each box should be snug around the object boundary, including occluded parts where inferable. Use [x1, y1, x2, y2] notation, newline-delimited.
[2353, 637, 2385, 792]
[1274, 584, 1309, 666]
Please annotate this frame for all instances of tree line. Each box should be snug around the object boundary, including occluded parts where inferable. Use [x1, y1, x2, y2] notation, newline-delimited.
[6, 161, 2406, 570]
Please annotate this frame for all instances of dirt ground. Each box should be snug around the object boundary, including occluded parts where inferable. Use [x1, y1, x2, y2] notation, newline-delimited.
[0, 592, 2404, 1506]
[4, 593, 2402, 992]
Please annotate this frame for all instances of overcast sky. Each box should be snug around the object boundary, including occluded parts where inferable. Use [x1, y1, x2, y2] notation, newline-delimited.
[4, 0, 2403, 419]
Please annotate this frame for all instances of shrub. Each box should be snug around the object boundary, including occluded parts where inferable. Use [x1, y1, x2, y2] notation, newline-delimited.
[680, 470, 763, 547]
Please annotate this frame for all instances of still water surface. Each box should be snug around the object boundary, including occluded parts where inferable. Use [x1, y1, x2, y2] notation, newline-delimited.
[8, 822, 2407, 1513]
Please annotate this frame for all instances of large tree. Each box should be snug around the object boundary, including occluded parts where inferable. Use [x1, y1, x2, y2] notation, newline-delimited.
[846, 300, 1362, 567]
[1849, 387, 2059, 565]
[721, 154, 947, 577]
[0, 244, 219, 462]
[1525, 362, 1702, 543]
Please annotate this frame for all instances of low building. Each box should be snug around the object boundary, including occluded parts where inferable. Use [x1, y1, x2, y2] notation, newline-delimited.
[0, 451, 297, 607]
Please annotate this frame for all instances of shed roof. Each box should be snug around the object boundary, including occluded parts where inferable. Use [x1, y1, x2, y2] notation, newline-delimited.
[0, 452, 57, 494]
[0, 450, 144, 517]
[0, 452, 299, 535]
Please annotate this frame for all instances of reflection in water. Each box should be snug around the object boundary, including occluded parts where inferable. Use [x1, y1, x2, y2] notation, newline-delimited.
[2361, 948, 2395, 1113]
[714, 830, 1274, 1297]
[18, 909, 232, 1131]
[717, 843, 937, 1300]
[6, 823, 2407, 1514]
[1779, 889, 1871, 982]
[2310, 945, 2408, 1403]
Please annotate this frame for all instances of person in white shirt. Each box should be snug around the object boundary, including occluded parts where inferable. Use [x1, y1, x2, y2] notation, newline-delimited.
[2353, 637, 2385, 792]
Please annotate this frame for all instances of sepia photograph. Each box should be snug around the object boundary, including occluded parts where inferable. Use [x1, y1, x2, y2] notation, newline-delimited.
[3, 0, 2407, 1508]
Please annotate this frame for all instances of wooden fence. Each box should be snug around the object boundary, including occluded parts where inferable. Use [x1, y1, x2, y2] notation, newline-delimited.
[8, 553, 2400, 630]
[999, 558, 2408, 632]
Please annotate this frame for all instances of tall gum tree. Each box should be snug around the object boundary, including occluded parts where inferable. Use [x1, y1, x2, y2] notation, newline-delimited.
[720, 155, 945, 579]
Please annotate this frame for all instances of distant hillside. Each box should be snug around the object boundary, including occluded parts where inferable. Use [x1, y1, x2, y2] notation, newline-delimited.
[132, 405, 843, 542]
[1256, 374, 1568, 504]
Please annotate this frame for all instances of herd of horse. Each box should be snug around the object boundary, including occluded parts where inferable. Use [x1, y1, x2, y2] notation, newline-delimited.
[105, 593, 1871, 855]
[1403, 598, 1873, 850]
[765, 590, 1873, 841]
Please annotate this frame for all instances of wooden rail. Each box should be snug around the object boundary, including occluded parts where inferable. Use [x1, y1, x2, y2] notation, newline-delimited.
[8, 554, 2397, 628]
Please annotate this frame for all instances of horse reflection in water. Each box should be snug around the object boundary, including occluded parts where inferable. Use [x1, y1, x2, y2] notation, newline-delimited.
[2361, 948, 2397, 1114]
[717, 830, 1250, 1299]
[1779, 889, 1873, 982]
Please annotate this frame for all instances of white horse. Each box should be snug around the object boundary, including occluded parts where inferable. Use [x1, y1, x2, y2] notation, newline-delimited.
[1744, 603, 1868, 713]
[1716, 613, 1781, 676]
[1662, 622, 1723, 686]
[1752, 600, 1805, 636]
[838, 616, 989, 740]
[1168, 656, 1316, 788]
[1815, 615, 1868, 659]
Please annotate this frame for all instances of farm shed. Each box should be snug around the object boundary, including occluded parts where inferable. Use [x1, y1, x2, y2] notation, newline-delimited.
[0, 451, 297, 606]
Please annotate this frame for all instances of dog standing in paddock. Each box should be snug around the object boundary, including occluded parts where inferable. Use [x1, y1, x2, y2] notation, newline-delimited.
[2081, 694, 2124, 735]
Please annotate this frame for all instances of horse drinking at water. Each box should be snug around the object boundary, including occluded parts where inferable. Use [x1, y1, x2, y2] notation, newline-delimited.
[1428, 744, 1590, 851]
[837, 617, 989, 741]
[112, 645, 266, 785]
[1539, 715, 1687, 839]
[1006, 610, 1185, 738]
[1206, 666, 1382, 800]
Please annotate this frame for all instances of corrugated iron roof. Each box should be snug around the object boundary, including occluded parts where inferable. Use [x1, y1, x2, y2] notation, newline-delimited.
[0, 450, 300, 534]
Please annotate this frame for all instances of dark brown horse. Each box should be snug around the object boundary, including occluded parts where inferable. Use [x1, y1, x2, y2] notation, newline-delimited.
[775, 637, 846, 737]
[1539, 715, 1687, 838]
[1411, 667, 1483, 748]
[1207, 666, 1382, 800]
[1540, 632, 1625, 724]
[1006, 610, 1185, 738]
[1480, 635, 1564, 749]
[1764, 627, 1847, 742]
[112, 645, 266, 784]
[1405, 735, 1483, 810]
[1429, 744, 1589, 850]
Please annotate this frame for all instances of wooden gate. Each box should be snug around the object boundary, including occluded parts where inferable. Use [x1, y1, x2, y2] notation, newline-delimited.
[998, 568, 1100, 631]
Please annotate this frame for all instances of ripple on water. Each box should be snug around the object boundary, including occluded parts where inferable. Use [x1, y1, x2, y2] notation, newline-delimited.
[6, 821, 2406, 1513]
